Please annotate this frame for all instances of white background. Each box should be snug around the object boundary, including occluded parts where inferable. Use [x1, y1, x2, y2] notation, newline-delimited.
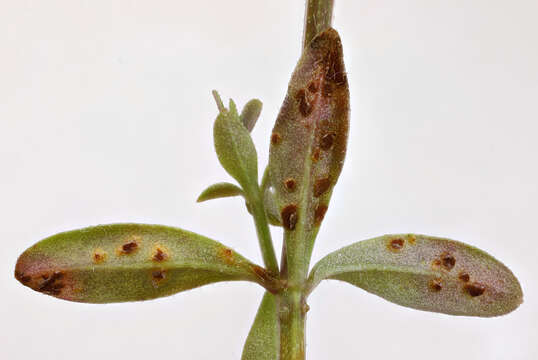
[1, 1, 537, 359]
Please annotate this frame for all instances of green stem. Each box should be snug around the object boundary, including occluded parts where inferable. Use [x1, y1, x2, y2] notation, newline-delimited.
[303, 0, 335, 48]
[279, 290, 306, 360]
[250, 188, 279, 274]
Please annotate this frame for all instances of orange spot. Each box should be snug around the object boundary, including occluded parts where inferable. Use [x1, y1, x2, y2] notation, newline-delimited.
[92, 248, 107, 264]
[152, 245, 170, 262]
[313, 177, 331, 197]
[459, 272, 470, 282]
[407, 234, 416, 244]
[118, 236, 140, 255]
[430, 278, 443, 292]
[311, 148, 321, 162]
[271, 132, 281, 145]
[284, 178, 297, 191]
[218, 247, 235, 266]
[388, 238, 404, 251]
[314, 204, 328, 226]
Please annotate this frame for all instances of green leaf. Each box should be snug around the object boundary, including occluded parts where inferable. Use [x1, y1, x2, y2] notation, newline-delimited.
[307, 234, 523, 317]
[14, 223, 267, 303]
[240, 99, 263, 132]
[268, 28, 349, 280]
[241, 292, 279, 360]
[197, 182, 244, 202]
[212, 90, 259, 195]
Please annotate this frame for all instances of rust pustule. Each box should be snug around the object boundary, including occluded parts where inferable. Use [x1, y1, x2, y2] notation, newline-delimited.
[319, 132, 336, 150]
[308, 80, 319, 93]
[151, 269, 167, 288]
[464, 283, 486, 297]
[271, 132, 281, 145]
[118, 237, 140, 255]
[281, 204, 298, 231]
[284, 178, 297, 192]
[388, 238, 404, 251]
[429, 278, 443, 292]
[295, 88, 313, 117]
[92, 248, 107, 264]
[311, 148, 321, 162]
[314, 204, 328, 226]
[313, 177, 331, 197]
[407, 234, 416, 244]
[38, 271, 65, 296]
[152, 246, 170, 262]
[440, 252, 456, 271]
[458, 272, 470, 282]
[218, 247, 235, 266]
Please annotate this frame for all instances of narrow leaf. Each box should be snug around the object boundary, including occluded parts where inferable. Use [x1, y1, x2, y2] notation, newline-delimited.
[268, 28, 349, 277]
[15, 224, 267, 303]
[240, 99, 263, 132]
[213, 91, 259, 194]
[241, 292, 279, 360]
[307, 234, 523, 317]
[197, 182, 244, 202]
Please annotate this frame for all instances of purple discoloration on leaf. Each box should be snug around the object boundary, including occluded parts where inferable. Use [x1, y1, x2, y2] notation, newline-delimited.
[268, 28, 349, 275]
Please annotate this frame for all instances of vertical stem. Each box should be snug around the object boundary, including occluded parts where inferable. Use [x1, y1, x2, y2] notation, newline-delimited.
[279, 290, 306, 360]
[303, 0, 335, 48]
[250, 189, 279, 274]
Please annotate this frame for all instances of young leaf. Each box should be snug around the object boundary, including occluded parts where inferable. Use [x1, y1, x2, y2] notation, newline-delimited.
[307, 234, 523, 317]
[268, 28, 349, 280]
[14, 223, 269, 303]
[240, 99, 263, 132]
[241, 292, 279, 360]
[197, 182, 244, 203]
[212, 91, 259, 195]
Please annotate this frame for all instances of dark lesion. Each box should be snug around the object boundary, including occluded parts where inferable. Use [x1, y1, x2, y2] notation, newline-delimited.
[38, 271, 65, 296]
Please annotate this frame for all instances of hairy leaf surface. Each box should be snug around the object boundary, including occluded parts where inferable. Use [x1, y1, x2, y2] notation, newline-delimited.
[268, 28, 349, 279]
[241, 292, 279, 360]
[307, 234, 523, 317]
[213, 91, 259, 195]
[240, 99, 263, 132]
[15, 224, 265, 303]
[197, 182, 244, 202]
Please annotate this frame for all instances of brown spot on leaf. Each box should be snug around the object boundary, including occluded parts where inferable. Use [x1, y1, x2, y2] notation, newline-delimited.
[152, 246, 169, 262]
[218, 247, 235, 266]
[459, 272, 470, 283]
[38, 271, 65, 296]
[464, 283, 486, 297]
[440, 252, 456, 271]
[388, 238, 404, 251]
[284, 178, 297, 191]
[320, 132, 336, 150]
[92, 248, 107, 264]
[271, 132, 281, 145]
[118, 236, 140, 255]
[313, 177, 331, 197]
[311, 148, 321, 162]
[281, 204, 298, 231]
[295, 89, 313, 117]
[308, 80, 319, 93]
[430, 278, 443, 292]
[314, 204, 328, 226]
[151, 270, 166, 288]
